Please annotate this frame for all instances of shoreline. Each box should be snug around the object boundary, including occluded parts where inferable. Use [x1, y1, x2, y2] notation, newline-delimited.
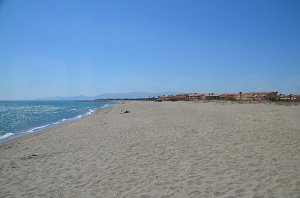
[0, 103, 117, 144]
[0, 101, 299, 197]
[0, 104, 116, 147]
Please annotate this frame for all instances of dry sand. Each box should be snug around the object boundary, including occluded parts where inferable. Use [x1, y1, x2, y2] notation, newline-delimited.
[0, 101, 299, 198]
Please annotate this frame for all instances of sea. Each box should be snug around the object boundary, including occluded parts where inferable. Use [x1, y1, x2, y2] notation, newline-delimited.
[0, 100, 116, 142]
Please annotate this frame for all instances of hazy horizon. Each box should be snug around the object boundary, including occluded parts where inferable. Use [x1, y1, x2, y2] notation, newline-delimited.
[1, 0, 300, 100]
[0, 90, 296, 101]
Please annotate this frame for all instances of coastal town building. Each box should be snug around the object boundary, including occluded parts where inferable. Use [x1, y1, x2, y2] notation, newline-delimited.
[158, 94, 174, 101]
[219, 92, 277, 101]
[237, 92, 278, 101]
[174, 93, 220, 100]
[156, 92, 300, 102]
[187, 93, 204, 100]
[278, 94, 300, 101]
[174, 94, 189, 100]
[202, 94, 220, 100]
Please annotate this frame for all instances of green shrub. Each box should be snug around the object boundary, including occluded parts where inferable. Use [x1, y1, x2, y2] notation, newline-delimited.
[223, 98, 236, 101]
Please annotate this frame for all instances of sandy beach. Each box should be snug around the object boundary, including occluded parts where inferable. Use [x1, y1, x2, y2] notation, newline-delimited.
[0, 101, 299, 198]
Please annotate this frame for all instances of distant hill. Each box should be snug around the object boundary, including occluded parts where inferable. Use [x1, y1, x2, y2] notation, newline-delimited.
[95, 91, 180, 99]
[35, 91, 180, 101]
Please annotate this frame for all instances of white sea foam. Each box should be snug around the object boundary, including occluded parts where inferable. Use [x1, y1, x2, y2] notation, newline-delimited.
[0, 132, 14, 140]
[86, 109, 95, 115]
[27, 124, 50, 133]
[62, 119, 67, 121]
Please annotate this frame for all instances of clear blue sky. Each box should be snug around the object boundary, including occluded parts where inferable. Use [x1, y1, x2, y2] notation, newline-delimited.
[0, 0, 300, 100]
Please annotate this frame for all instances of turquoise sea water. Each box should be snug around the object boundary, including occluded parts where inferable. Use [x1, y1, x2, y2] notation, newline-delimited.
[0, 101, 116, 142]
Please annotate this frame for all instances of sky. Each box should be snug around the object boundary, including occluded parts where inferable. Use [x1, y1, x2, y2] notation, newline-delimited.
[0, 0, 300, 100]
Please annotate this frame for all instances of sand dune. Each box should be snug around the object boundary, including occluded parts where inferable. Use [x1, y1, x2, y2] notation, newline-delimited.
[0, 101, 299, 197]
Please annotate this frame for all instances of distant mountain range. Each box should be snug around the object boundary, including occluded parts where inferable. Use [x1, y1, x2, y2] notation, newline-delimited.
[35, 91, 181, 101]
